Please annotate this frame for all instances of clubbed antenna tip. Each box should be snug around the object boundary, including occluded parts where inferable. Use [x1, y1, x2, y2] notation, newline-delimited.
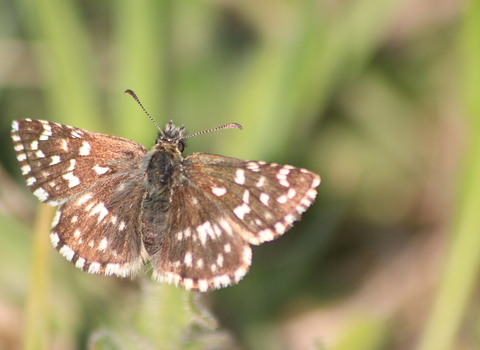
[183, 122, 243, 140]
[125, 89, 162, 132]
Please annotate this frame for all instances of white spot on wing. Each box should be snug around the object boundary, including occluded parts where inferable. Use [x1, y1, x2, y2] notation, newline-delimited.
[63, 172, 80, 188]
[21, 164, 31, 175]
[287, 188, 297, 199]
[243, 246, 252, 265]
[93, 165, 109, 175]
[35, 150, 45, 158]
[51, 210, 61, 227]
[211, 186, 227, 197]
[198, 279, 209, 292]
[234, 267, 248, 283]
[90, 203, 109, 223]
[105, 263, 122, 276]
[71, 130, 83, 138]
[259, 193, 270, 206]
[234, 169, 245, 185]
[98, 237, 108, 251]
[219, 219, 233, 235]
[285, 214, 296, 224]
[242, 190, 250, 203]
[213, 275, 231, 289]
[276, 168, 290, 187]
[183, 278, 194, 291]
[213, 224, 222, 237]
[76, 193, 92, 206]
[233, 203, 251, 220]
[246, 162, 260, 172]
[79, 141, 91, 156]
[259, 229, 274, 241]
[33, 187, 49, 201]
[75, 257, 86, 269]
[255, 176, 266, 188]
[39, 123, 52, 140]
[196, 258, 204, 269]
[67, 159, 76, 172]
[197, 221, 216, 245]
[275, 222, 286, 234]
[50, 155, 61, 165]
[217, 254, 224, 267]
[50, 232, 60, 247]
[88, 262, 101, 274]
[184, 252, 193, 267]
[277, 194, 288, 204]
[59, 245, 75, 261]
[61, 139, 69, 151]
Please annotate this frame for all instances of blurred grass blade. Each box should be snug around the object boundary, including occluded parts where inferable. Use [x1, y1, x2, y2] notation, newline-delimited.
[225, 0, 402, 161]
[332, 317, 387, 350]
[23, 205, 55, 350]
[88, 284, 237, 350]
[134, 283, 191, 349]
[418, 3, 480, 350]
[17, 0, 102, 130]
[112, 0, 172, 144]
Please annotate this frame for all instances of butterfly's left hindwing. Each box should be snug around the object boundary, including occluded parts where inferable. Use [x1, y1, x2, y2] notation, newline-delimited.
[148, 153, 319, 291]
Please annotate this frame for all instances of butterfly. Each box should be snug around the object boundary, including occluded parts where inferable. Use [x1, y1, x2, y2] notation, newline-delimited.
[10, 90, 320, 291]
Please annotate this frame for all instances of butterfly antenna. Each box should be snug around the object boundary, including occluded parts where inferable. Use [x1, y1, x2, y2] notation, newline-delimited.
[125, 89, 162, 133]
[183, 122, 242, 140]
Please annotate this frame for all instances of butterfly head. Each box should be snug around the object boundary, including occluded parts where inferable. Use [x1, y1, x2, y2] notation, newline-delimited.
[156, 121, 187, 153]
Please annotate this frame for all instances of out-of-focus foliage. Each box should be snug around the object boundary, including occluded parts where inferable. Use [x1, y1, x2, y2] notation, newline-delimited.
[0, 0, 475, 349]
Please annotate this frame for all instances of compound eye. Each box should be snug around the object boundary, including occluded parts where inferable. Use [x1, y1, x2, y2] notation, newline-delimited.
[177, 141, 185, 152]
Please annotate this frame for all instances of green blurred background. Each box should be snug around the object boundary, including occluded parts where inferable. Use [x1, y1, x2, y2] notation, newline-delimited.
[0, 0, 478, 349]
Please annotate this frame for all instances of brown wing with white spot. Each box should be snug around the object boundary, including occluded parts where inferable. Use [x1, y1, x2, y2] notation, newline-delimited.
[148, 182, 252, 292]
[51, 171, 147, 277]
[11, 119, 148, 276]
[187, 153, 320, 245]
[149, 153, 319, 292]
[11, 119, 147, 206]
